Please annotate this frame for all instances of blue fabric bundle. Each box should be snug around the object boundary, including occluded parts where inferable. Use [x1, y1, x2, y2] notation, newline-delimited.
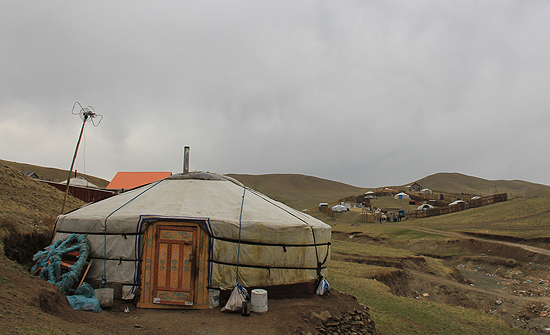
[66, 282, 102, 312]
[31, 233, 90, 293]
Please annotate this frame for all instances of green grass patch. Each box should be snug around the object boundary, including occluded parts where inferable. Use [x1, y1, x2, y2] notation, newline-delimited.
[411, 196, 550, 229]
[328, 260, 530, 335]
[332, 239, 415, 258]
[371, 196, 418, 212]
[333, 222, 447, 243]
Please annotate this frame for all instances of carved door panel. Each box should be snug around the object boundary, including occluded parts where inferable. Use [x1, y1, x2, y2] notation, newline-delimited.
[153, 226, 196, 306]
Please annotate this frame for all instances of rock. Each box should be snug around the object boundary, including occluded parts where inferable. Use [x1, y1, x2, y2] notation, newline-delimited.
[311, 311, 321, 320]
[324, 321, 340, 327]
[319, 310, 332, 322]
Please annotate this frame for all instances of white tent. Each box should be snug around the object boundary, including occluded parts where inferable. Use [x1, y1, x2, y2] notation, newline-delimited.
[61, 176, 99, 189]
[331, 204, 349, 212]
[54, 172, 331, 309]
[449, 200, 465, 206]
[417, 204, 434, 210]
[394, 192, 410, 199]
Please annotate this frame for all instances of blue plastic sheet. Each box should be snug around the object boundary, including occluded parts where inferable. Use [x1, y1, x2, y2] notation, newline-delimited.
[66, 282, 101, 313]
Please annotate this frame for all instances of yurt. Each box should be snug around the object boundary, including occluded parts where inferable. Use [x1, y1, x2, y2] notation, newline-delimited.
[393, 192, 410, 200]
[53, 172, 331, 309]
[61, 176, 99, 189]
[417, 203, 434, 210]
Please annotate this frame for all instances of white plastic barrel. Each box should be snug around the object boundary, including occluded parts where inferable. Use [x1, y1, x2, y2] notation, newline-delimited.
[250, 289, 268, 313]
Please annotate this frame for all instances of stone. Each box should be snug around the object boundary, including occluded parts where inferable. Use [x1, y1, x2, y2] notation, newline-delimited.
[324, 321, 340, 327]
[319, 310, 333, 322]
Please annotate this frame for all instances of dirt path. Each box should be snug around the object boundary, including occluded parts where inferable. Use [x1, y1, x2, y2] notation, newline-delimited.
[386, 224, 550, 256]
[407, 269, 548, 305]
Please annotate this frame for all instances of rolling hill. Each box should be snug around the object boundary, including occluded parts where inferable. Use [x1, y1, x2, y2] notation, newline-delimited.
[229, 172, 550, 210]
[227, 173, 369, 210]
[0, 159, 110, 189]
[414, 172, 550, 198]
[3, 158, 549, 212]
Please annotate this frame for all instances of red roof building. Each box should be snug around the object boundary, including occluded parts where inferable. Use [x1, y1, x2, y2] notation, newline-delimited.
[106, 172, 172, 193]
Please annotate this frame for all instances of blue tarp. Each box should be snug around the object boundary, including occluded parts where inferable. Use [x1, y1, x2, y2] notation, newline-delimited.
[66, 282, 101, 313]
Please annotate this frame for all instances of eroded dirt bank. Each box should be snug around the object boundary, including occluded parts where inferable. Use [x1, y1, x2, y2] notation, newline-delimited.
[332, 228, 550, 333]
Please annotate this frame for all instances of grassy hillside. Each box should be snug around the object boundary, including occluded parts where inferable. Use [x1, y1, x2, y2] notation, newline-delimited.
[414, 172, 550, 197]
[0, 159, 110, 188]
[227, 173, 369, 210]
[0, 163, 85, 224]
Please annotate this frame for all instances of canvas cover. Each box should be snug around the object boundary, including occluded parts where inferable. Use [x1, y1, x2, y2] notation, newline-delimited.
[54, 172, 331, 291]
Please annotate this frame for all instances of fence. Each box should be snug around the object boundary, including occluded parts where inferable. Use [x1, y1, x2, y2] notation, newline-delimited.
[41, 180, 114, 203]
[407, 191, 480, 203]
[406, 193, 508, 219]
[360, 210, 382, 223]
[318, 204, 335, 217]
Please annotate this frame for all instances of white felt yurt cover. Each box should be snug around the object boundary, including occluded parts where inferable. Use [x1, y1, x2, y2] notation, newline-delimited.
[54, 172, 331, 293]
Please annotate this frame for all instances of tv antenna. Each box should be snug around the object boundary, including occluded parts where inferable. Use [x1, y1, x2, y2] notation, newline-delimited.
[61, 102, 103, 214]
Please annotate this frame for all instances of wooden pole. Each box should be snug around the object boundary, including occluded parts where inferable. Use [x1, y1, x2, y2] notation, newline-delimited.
[61, 113, 90, 215]
[78, 259, 93, 287]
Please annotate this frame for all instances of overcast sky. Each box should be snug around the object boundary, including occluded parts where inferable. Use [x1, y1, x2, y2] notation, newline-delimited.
[1, 1, 549, 187]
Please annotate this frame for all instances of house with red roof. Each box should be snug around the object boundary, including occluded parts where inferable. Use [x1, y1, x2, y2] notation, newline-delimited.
[106, 172, 172, 193]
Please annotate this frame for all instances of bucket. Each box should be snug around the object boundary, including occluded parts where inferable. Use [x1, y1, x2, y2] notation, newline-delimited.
[95, 288, 114, 308]
[250, 289, 268, 313]
[208, 289, 220, 308]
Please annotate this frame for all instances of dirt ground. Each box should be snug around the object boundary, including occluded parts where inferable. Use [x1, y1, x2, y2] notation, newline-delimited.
[332, 225, 550, 333]
[0, 248, 376, 335]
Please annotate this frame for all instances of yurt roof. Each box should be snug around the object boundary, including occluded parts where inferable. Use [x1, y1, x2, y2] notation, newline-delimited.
[60, 176, 99, 189]
[57, 171, 330, 245]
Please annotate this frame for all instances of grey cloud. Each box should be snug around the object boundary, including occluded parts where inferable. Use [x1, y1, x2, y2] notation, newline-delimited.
[1, 1, 549, 187]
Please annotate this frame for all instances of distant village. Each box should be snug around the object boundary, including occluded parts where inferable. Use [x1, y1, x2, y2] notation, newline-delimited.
[319, 181, 508, 222]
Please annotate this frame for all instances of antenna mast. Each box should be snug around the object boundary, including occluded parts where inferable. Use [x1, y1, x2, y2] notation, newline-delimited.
[61, 102, 103, 214]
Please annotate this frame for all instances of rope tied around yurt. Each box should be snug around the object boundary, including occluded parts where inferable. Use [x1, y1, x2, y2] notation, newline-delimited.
[220, 187, 250, 312]
[235, 187, 246, 285]
[31, 233, 90, 294]
[102, 180, 162, 287]
[245, 187, 330, 279]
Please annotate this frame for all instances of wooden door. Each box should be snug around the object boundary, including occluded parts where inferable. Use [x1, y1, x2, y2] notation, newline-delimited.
[152, 226, 196, 306]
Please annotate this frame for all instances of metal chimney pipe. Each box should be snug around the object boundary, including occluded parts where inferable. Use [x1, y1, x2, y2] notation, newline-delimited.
[183, 146, 190, 174]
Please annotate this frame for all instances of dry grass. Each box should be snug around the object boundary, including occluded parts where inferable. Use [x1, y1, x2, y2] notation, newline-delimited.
[0, 158, 110, 188]
[332, 239, 415, 258]
[0, 163, 85, 224]
[370, 197, 418, 212]
[407, 194, 550, 237]
[415, 172, 550, 197]
[228, 173, 369, 210]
